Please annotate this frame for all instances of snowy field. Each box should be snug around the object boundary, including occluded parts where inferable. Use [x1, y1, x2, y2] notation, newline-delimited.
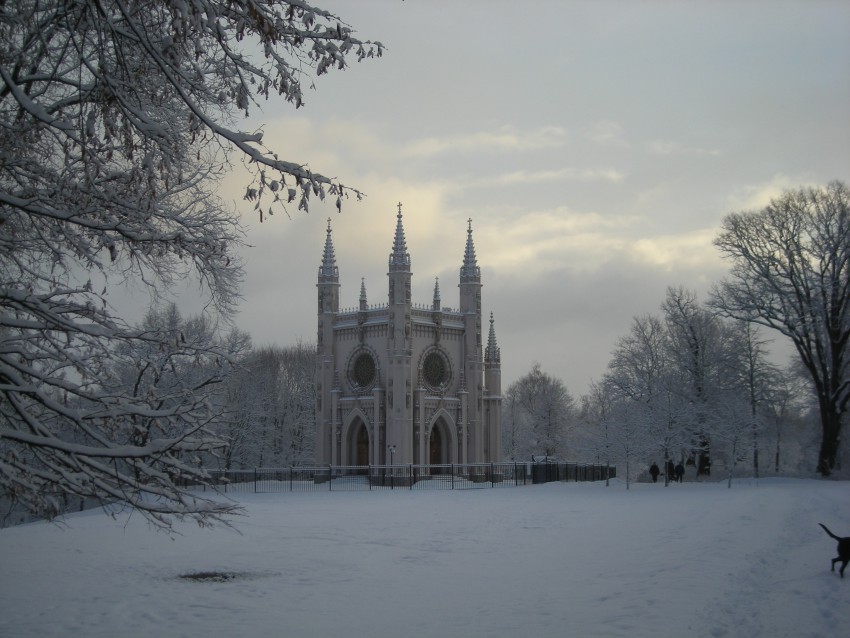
[1, 478, 848, 638]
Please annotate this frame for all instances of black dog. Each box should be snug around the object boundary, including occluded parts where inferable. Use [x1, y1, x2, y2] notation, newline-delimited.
[818, 523, 850, 578]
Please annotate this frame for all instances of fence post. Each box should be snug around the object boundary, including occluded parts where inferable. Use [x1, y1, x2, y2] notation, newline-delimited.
[409, 464, 414, 490]
[254, 468, 258, 493]
[329, 465, 333, 491]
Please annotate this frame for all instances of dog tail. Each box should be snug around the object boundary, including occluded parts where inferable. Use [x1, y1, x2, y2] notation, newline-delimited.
[819, 523, 840, 540]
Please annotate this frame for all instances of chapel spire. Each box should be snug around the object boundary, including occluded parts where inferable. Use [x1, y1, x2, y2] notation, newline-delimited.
[318, 218, 339, 281]
[432, 277, 441, 311]
[485, 312, 501, 364]
[389, 202, 411, 271]
[460, 218, 480, 282]
[359, 277, 368, 310]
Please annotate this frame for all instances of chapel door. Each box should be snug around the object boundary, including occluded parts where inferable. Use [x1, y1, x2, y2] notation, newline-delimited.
[355, 422, 369, 467]
[429, 425, 444, 469]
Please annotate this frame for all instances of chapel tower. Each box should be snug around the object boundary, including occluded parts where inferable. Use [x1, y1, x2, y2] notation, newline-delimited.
[315, 205, 502, 467]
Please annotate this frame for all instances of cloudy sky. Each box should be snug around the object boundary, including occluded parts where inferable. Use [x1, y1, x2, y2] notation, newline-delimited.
[212, 0, 849, 396]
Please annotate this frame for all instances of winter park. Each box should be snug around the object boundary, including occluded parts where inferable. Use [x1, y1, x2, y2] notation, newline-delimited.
[2, 2, 849, 638]
[2, 478, 850, 638]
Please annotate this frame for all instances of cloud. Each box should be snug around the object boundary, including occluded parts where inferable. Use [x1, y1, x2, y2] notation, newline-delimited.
[629, 228, 720, 271]
[647, 140, 721, 157]
[401, 125, 569, 157]
[725, 173, 817, 212]
[472, 208, 643, 275]
[582, 120, 629, 147]
[486, 167, 627, 186]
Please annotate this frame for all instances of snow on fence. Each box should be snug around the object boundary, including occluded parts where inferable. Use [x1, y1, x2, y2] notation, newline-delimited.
[202, 462, 616, 493]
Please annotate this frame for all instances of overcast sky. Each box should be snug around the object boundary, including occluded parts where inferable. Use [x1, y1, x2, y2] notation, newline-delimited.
[208, 0, 849, 397]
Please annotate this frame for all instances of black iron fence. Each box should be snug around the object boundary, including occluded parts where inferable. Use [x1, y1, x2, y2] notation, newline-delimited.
[202, 462, 616, 493]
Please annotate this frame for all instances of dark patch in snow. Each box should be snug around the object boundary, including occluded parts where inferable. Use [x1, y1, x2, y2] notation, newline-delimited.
[178, 570, 267, 583]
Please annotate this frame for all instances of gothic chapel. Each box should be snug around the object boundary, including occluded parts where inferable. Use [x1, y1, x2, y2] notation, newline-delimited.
[315, 205, 502, 467]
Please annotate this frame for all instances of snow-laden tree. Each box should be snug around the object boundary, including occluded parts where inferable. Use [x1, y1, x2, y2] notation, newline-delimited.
[599, 379, 645, 490]
[724, 321, 777, 478]
[215, 343, 315, 469]
[599, 290, 786, 482]
[0, 0, 382, 526]
[709, 388, 752, 488]
[762, 365, 811, 474]
[502, 363, 575, 460]
[501, 386, 526, 461]
[579, 379, 616, 486]
[711, 181, 850, 476]
[606, 313, 690, 483]
[109, 302, 251, 459]
[662, 286, 736, 476]
[275, 341, 316, 466]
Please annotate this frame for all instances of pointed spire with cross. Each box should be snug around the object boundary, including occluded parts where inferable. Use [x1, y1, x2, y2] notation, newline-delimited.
[318, 217, 339, 279]
[460, 217, 480, 281]
[389, 202, 411, 270]
[485, 312, 501, 364]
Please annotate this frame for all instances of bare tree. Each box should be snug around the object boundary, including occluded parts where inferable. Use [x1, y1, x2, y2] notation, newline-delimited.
[711, 182, 850, 476]
[0, 0, 382, 526]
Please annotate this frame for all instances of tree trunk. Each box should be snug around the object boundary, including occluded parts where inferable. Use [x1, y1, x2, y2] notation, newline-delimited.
[816, 403, 842, 476]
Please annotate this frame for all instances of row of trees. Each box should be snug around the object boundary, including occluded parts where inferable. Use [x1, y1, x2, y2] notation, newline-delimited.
[580, 288, 812, 487]
[503, 294, 813, 486]
[120, 304, 317, 472]
[218, 341, 315, 470]
[503, 182, 848, 484]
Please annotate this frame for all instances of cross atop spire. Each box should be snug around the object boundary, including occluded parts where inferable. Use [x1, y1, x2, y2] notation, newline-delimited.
[318, 218, 339, 280]
[389, 202, 411, 270]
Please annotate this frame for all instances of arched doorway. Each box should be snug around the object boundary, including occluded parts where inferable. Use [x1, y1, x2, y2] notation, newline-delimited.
[429, 424, 443, 465]
[349, 420, 370, 467]
[428, 418, 454, 475]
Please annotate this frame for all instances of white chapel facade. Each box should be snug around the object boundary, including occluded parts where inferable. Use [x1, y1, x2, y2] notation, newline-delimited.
[315, 205, 502, 467]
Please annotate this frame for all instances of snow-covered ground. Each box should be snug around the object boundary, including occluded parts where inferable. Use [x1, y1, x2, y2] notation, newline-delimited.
[1, 478, 848, 638]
